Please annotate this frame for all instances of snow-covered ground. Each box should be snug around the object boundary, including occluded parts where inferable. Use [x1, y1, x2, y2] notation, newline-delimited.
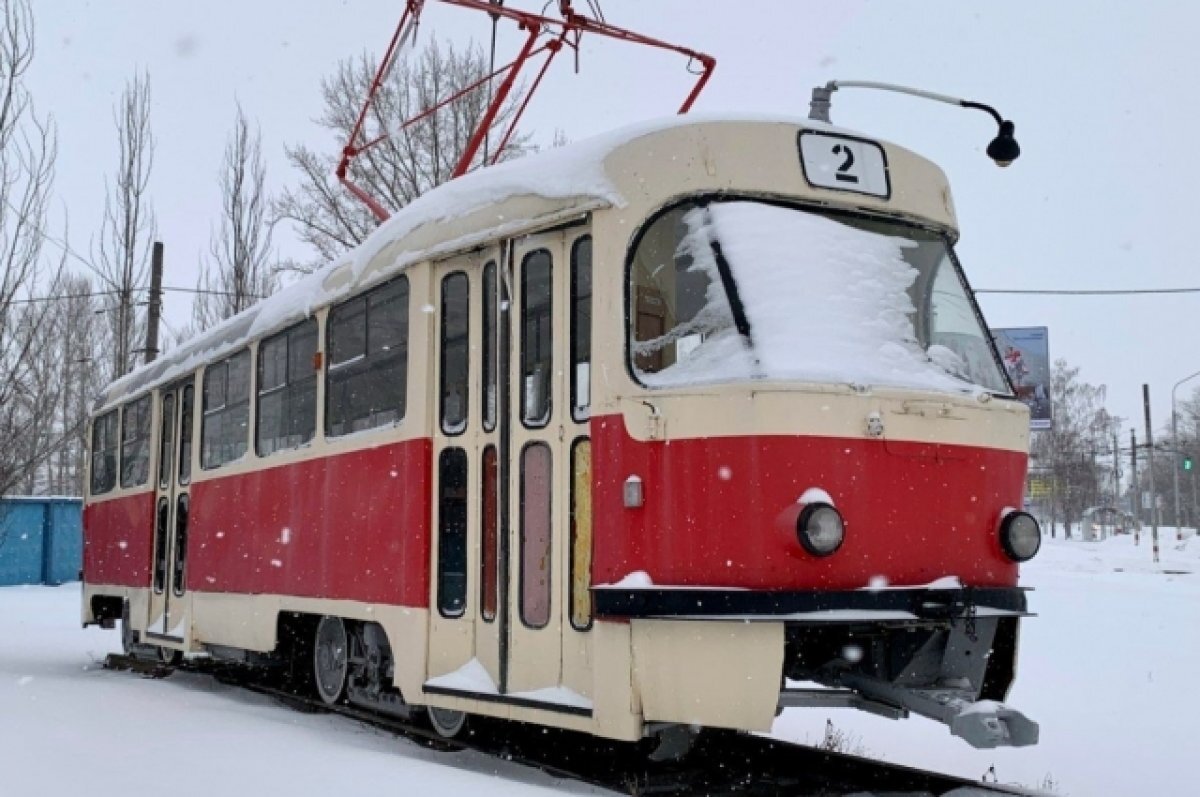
[3, 532, 1194, 796]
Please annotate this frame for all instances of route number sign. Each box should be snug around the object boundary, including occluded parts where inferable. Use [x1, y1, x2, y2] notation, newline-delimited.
[798, 131, 890, 199]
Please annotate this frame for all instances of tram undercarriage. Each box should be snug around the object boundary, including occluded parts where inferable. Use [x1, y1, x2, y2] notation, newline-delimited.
[781, 604, 1037, 748]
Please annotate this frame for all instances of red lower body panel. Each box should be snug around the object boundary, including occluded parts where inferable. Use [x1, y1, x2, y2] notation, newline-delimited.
[83, 492, 155, 587]
[188, 439, 432, 606]
[590, 415, 1026, 590]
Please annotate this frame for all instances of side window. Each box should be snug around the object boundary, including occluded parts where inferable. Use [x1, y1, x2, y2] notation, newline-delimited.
[172, 493, 189, 597]
[178, 384, 194, 485]
[569, 438, 593, 630]
[437, 447, 468, 618]
[480, 445, 498, 622]
[440, 272, 470, 435]
[327, 277, 409, 436]
[570, 236, 592, 422]
[153, 497, 169, 593]
[521, 250, 552, 427]
[628, 203, 717, 375]
[89, 410, 119, 495]
[482, 261, 498, 433]
[120, 395, 152, 488]
[257, 318, 318, 456]
[158, 393, 176, 489]
[520, 442, 552, 628]
[202, 350, 251, 469]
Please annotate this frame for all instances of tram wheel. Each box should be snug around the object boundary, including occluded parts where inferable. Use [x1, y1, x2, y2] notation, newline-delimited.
[313, 616, 349, 705]
[427, 706, 469, 739]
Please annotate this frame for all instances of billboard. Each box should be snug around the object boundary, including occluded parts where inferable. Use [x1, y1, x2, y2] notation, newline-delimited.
[992, 327, 1051, 430]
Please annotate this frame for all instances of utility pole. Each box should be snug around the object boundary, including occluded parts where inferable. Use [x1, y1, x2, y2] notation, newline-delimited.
[1144, 384, 1159, 563]
[145, 242, 164, 364]
[1112, 429, 1120, 511]
[1131, 428, 1139, 545]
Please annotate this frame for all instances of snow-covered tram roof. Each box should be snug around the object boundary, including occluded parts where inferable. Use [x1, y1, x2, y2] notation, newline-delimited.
[93, 113, 955, 414]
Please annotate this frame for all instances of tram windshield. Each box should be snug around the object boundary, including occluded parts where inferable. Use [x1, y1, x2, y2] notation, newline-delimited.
[628, 199, 1011, 395]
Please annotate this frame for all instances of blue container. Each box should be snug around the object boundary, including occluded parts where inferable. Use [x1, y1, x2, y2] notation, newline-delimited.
[0, 497, 83, 586]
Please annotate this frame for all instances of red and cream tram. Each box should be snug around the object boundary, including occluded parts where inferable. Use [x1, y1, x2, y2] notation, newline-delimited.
[82, 113, 1040, 750]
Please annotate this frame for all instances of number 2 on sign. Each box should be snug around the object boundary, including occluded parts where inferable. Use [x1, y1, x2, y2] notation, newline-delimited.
[832, 144, 858, 183]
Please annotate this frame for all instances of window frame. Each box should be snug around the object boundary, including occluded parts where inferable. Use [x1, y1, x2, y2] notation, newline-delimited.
[324, 276, 410, 438]
[255, 317, 319, 457]
[570, 236, 593, 423]
[200, 348, 251, 471]
[119, 394, 152, 489]
[518, 440, 553, 629]
[623, 194, 1015, 397]
[439, 271, 470, 437]
[437, 447, 469, 619]
[89, 409, 119, 496]
[520, 249, 553, 429]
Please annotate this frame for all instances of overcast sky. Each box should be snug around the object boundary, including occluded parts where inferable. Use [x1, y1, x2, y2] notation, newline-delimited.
[26, 1, 1200, 435]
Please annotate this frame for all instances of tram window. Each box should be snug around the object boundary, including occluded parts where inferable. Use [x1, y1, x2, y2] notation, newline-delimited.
[569, 438, 593, 631]
[158, 393, 175, 489]
[521, 250, 552, 427]
[256, 318, 318, 456]
[172, 493, 189, 597]
[482, 261, 498, 432]
[201, 349, 251, 469]
[629, 204, 718, 376]
[570, 237, 592, 422]
[178, 384, 194, 485]
[119, 395, 152, 488]
[480, 445, 498, 622]
[153, 496, 169, 594]
[440, 272, 470, 435]
[327, 277, 409, 436]
[89, 410, 119, 495]
[520, 442, 552, 628]
[437, 447, 468, 618]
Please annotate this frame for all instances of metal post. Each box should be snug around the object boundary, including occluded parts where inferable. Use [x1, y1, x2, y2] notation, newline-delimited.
[1172, 404, 1181, 541]
[145, 241, 164, 364]
[1130, 429, 1139, 544]
[1144, 385, 1159, 563]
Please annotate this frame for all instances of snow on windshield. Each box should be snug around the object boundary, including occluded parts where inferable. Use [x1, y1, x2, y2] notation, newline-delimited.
[629, 200, 1009, 394]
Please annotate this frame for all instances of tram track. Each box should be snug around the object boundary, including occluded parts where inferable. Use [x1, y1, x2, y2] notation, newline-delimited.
[103, 653, 1031, 796]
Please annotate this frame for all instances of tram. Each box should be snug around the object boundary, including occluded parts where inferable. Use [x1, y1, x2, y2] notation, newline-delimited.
[82, 111, 1040, 751]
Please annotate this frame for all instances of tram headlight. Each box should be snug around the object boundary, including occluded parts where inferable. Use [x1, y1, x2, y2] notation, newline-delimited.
[999, 511, 1041, 562]
[796, 503, 845, 557]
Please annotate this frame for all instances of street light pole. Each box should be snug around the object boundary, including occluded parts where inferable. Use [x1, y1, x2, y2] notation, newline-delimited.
[1171, 369, 1200, 541]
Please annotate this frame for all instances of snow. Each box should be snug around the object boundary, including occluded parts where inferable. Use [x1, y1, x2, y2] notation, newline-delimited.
[0, 588, 601, 796]
[800, 487, 835, 506]
[638, 202, 989, 396]
[8, 534, 1196, 795]
[425, 657, 499, 695]
[604, 570, 654, 588]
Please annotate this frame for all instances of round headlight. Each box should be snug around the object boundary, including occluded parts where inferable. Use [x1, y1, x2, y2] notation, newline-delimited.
[999, 511, 1041, 562]
[797, 503, 845, 557]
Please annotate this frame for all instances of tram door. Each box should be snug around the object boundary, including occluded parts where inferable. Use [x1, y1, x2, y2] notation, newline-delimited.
[145, 378, 195, 646]
[429, 226, 593, 702]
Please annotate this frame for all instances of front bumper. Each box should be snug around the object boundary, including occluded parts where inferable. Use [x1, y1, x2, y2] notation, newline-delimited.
[593, 584, 1030, 622]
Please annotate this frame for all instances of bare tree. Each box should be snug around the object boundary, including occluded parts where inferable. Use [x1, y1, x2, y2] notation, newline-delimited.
[0, 0, 66, 498]
[95, 70, 156, 379]
[192, 104, 279, 332]
[1031, 359, 1115, 536]
[275, 39, 531, 271]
